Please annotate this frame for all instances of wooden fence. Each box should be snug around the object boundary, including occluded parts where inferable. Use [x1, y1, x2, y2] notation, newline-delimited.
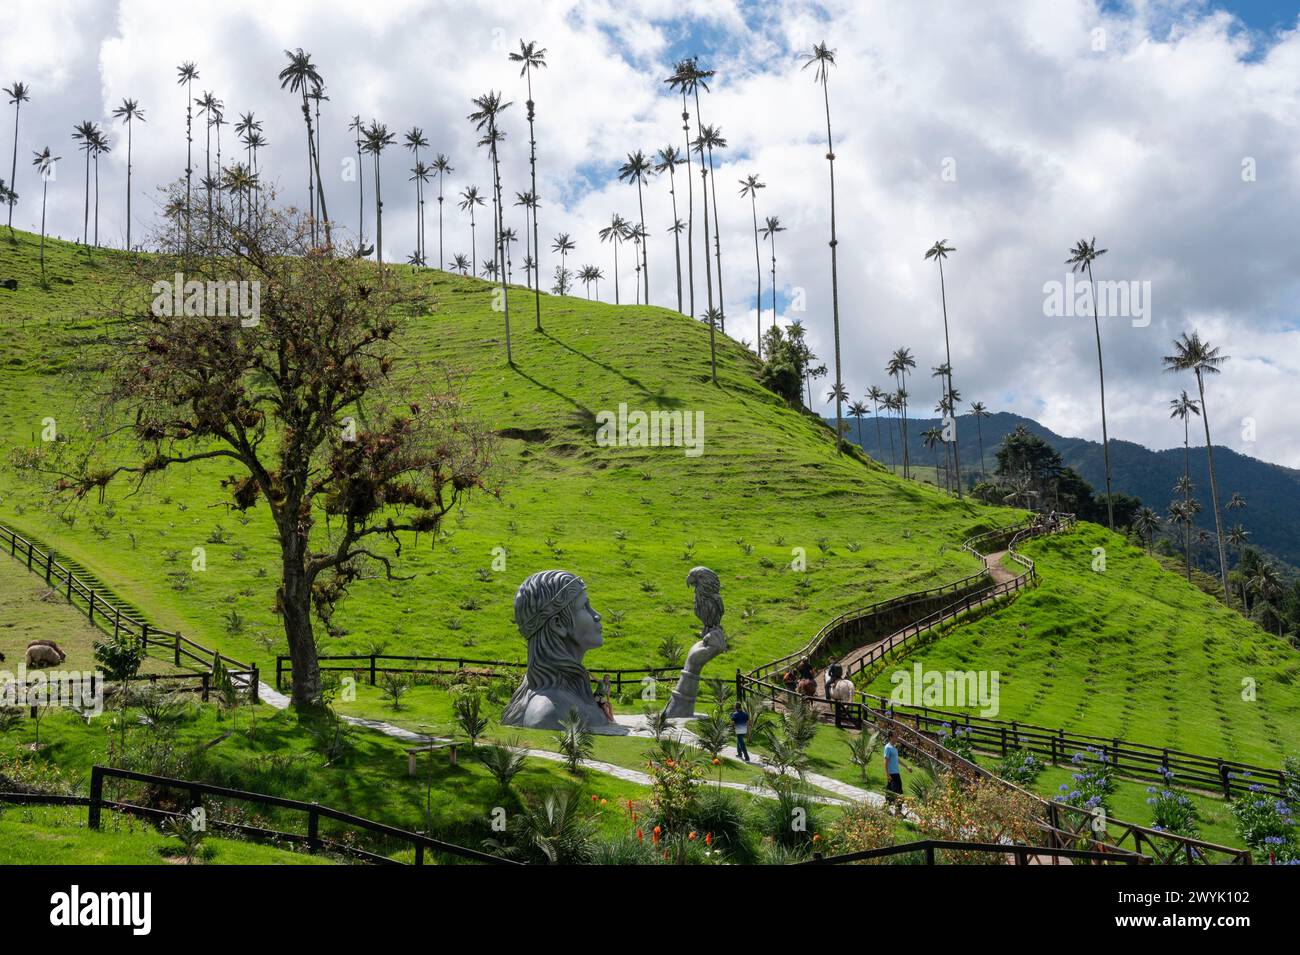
[0, 765, 516, 865]
[0, 522, 259, 702]
[803, 837, 1148, 865]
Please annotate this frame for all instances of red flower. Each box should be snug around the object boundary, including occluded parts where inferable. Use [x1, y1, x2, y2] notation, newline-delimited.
[636, 829, 644, 842]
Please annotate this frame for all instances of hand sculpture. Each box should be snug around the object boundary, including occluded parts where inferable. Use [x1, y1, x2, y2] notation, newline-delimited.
[662, 567, 727, 718]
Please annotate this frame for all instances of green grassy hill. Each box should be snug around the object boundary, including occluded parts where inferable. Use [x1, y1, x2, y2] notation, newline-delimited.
[2, 229, 1297, 768]
[862, 523, 1300, 764]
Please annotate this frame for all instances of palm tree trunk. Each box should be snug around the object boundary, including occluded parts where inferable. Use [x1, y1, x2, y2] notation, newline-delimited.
[125, 119, 133, 250]
[769, 235, 778, 338]
[93, 153, 100, 247]
[82, 149, 90, 248]
[39, 181, 47, 282]
[526, 66, 542, 332]
[692, 88, 714, 326]
[976, 419, 986, 483]
[1196, 371, 1231, 604]
[491, 125, 512, 364]
[750, 194, 762, 358]
[707, 145, 723, 332]
[437, 176, 443, 270]
[820, 76, 843, 455]
[681, 91, 695, 318]
[7, 101, 20, 233]
[1086, 261, 1115, 530]
[636, 178, 649, 305]
[373, 151, 383, 264]
[1183, 419, 1192, 581]
[356, 134, 364, 246]
[872, 400, 884, 464]
[185, 80, 193, 245]
[938, 258, 962, 497]
[669, 168, 682, 313]
[613, 242, 620, 304]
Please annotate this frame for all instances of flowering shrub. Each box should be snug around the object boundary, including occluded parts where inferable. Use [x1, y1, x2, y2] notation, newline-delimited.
[1230, 784, 1298, 864]
[1054, 747, 1116, 814]
[913, 773, 1042, 863]
[936, 723, 976, 762]
[996, 748, 1044, 787]
[828, 800, 896, 861]
[1146, 768, 1198, 836]
[648, 754, 705, 833]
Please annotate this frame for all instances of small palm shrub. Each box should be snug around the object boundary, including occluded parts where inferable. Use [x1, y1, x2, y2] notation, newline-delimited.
[845, 730, 881, 783]
[485, 788, 598, 865]
[475, 740, 527, 794]
[755, 775, 825, 851]
[554, 707, 593, 774]
[451, 686, 490, 746]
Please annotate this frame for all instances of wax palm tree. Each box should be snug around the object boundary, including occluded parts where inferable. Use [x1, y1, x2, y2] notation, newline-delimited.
[1227, 523, 1251, 609]
[922, 427, 944, 484]
[759, 215, 785, 340]
[110, 99, 145, 250]
[70, 121, 99, 250]
[89, 127, 109, 249]
[278, 49, 331, 246]
[627, 222, 648, 304]
[739, 173, 766, 357]
[469, 90, 514, 362]
[175, 63, 198, 236]
[1163, 331, 1231, 604]
[886, 348, 915, 478]
[458, 185, 485, 276]
[654, 145, 686, 312]
[598, 213, 630, 304]
[5, 82, 30, 235]
[704, 307, 722, 384]
[509, 40, 547, 330]
[681, 59, 717, 325]
[513, 191, 534, 287]
[883, 392, 901, 473]
[551, 232, 574, 277]
[362, 121, 396, 265]
[482, 258, 500, 280]
[924, 240, 962, 496]
[618, 149, 653, 306]
[452, 252, 470, 276]
[431, 153, 452, 270]
[1248, 563, 1286, 638]
[1169, 388, 1200, 498]
[404, 127, 429, 263]
[501, 225, 518, 283]
[234, 111, 258, 169]
[665, 58, 705, 317]
[696, 124, 727, 329]
[1170, 476, 1199, 581]
[577, 264, 596, 299]
[1065, 237, 1115, 528]
[803, 42, 844, 453]
[221, 162, 258, 233]
[194, 91, 219, 239]
[408, 160, 430, 265]
[847, 400, 869, 452]
[969, 401, 991, 484]
[348, 115, 365, 245]
[866, 386, 886, 463]
[163, 195, 185, 247]
[1133, 507, 1161, 554]
[31, 147, 57, 283]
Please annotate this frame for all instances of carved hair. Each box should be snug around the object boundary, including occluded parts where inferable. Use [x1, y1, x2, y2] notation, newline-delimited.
[687, 566, 723, 630]
[506, 570, 594, 712]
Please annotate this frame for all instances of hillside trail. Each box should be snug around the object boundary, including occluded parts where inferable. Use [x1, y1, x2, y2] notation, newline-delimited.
[810, 549, 1016, 692]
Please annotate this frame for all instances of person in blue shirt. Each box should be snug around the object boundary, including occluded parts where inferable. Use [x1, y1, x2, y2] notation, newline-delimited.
[730, 702, 751, 762]
[882, 732, 903, 808]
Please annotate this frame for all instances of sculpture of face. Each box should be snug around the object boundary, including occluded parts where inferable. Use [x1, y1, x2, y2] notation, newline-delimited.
[568, 588, 603, 652]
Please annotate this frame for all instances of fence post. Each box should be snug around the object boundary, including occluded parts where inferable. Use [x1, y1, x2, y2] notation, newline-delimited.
[924, 844, 935, 865]
[735, 669, 742, 703]
[88, 766, 104, 830]
[1000, 726, 1007, 757]
[276, 657, 284, 691]
[66, 574, 72, 604]
[415, 843, 425, 866]
[249, 667, 260, 704]
[1218, 762, 1231, 797]
[141, 623, 149, 648]
[44, 552, 52, 584]
[370, 655, 377, 686]
[88, 590, 96, 623]
[113, 608, 121, 641]
[174, 635, 181, 667]
[307, 804, 320, 853]
[201, 672, 210, 703]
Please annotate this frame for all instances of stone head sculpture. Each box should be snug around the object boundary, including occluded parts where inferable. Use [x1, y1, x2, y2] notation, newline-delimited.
[501, 569, 609, 730]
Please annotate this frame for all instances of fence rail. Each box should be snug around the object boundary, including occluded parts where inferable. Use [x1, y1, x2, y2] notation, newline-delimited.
[0, 522, 259, 702]
[803, 837, 1149, 865]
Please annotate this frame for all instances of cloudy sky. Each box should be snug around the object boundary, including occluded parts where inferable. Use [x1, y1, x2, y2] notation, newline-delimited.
[3, 0, 1299, 466]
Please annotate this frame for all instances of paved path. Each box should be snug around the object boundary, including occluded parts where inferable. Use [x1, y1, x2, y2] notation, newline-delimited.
[256, 684, 873, 806]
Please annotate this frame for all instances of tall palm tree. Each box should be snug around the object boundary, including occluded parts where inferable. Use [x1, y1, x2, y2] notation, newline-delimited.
[759, 215, 785, 340]
[739, 173, 766, 357]
[509, 40, 547, 331]
[31, 147, 57, 282]
[1163, 331, 1231, 604]
[469, 91, 514, 363]
[1227, 523, 1250, 609]
[513, 191, 539, 288]
[458, 185, 485, 276]
[175, 63, 198, 239]
[551, 232, 574, 278]
[884, 392, 901, 473]
[111, 99, 144, 250]
[697, 124, 727, 329]
[71, 121, 98, 250]
[1133, 507, 1161, 554]
[308, 83, 329, 222]
[704, 307, 722, 384]
[1248, 563, 1286, 638]
[404, 127, 429, 264]
[866, 386, 887, 464]
[618, 150, 653, 306]
[348, 115, 365, 245]
[599, 213, 630, 305]
[847, 400, 869, 452]
[802, 42, 844, 454]
[501, 225, 518, 283]
[654, 145, 686, 312]
[887, 348, 915, 478]
[682, 60, 717, 326]
[969, 401, 991, 484]
[452, 253, 471, 276]
[922, 427, 944, 485]
[278, 49, 331, 247]
[1065, 237, 1115, 529]
[90, 127, 109, 248]
[5, 82, 30, 235]
[431, 153, 452, 270]
[665, 59, 704, 318]
[924, 240, 962, 497]
[194, 91, 219, 240]
[362, 121, 395, 264]
[1171, 475, 1198, 580]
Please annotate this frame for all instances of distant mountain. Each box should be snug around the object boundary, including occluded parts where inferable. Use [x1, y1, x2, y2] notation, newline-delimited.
[833, 410, 1300, 566]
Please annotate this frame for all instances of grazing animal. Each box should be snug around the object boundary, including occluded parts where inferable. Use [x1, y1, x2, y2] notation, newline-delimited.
[25, 640, 66, 668]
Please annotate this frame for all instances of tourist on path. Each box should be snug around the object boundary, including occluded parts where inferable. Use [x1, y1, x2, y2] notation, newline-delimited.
[883, 732, 903, 809]
[731, 701, 751, 762]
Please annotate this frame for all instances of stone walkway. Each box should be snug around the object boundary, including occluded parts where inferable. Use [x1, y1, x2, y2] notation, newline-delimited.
[256, 683, 876, 807]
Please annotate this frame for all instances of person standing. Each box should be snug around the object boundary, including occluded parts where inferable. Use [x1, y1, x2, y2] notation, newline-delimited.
[883, 732, 903, 809]
[730, 701, 751, 763]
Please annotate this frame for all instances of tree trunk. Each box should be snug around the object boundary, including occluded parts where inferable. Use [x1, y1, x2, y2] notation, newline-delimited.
[279, 543, 320, 708]
[681, 93, 695, 318]
[1087, 262, 1115, 530]
[751, 195, 762, 358]
[1197, 372, 1231, 605]
[821, 77, 843, 455]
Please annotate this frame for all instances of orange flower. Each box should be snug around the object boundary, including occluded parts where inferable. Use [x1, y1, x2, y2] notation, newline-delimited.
[688, 831, 697, 841]
[591, 794, 598, 802]
[712, 758, 720, 766]
[600, 798, 607, 807]
[705, 832, 713, 846]
[813, 833, 823, 843]
[636, 829, 644, 842]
